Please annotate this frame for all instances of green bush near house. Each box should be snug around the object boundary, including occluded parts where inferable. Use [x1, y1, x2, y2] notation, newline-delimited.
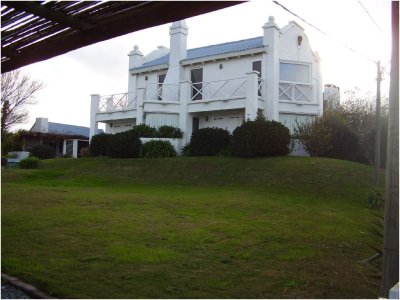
[295, 112, 359, 161]
[107, 130, 142, 158]
[89, 133, 112, 156]
[19, 156, 39, 169]
[231, 116, 291, 157]
[157, 125, 183, 139]
[141, 140, 176, 158]
[188, 127, 231, 156]
[131, 124, 157, 138]
[28, 144, 54, 159]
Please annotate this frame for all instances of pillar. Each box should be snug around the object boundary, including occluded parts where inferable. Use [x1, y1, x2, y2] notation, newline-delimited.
[90, 94, 100, 140]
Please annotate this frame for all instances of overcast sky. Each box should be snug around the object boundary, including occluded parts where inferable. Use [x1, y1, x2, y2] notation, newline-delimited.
[17, 0, 392, 130]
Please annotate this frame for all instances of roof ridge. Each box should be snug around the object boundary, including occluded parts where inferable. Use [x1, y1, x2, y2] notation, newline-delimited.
[48, 122, 89, 129]
[187, 36, 262, 52]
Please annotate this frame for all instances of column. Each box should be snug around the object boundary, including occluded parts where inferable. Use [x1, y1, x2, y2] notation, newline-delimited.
[90, 94, 100, 140]
[245, 71, 259, 121]
[136, 88, 145, 125]
[179, 81, 192, 144]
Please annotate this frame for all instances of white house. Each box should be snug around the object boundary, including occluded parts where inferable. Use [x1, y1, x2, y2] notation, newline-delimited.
[90, 16, 323, 144]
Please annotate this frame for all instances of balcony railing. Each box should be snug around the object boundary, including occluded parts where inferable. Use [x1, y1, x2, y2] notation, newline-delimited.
[99, 92, 136, 112]
[279, 82, 312, 102]
[191, 77, 248, 101]
[145, 83, 180, 101]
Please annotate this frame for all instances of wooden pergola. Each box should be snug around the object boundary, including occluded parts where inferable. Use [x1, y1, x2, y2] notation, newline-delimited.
[1, 1, 242, 73]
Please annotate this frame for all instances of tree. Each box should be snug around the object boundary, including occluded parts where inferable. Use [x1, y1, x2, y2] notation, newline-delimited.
[1, 70, 44, 132]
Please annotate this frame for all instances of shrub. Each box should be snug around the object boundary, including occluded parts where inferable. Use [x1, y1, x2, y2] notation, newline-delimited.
[157, 125, 183, 138]
[141, 140, 176, 158]
[188, 127, 231, 156]
[231, 118, 291, 157]
[1, 157, 8, 167]
[107, 130, 142, 158]
[89, 133, 111, 156]
[366, 187, 385, 209]
[132, 124, 157, 138]
[19, 156, 39, 169]
[28, 144, 54, 159]
[295, 112, 359, 161]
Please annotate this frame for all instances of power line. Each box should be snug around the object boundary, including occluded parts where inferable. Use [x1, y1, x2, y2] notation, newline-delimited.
[358, 0, 385, 35]
[272, 0, 378, 64]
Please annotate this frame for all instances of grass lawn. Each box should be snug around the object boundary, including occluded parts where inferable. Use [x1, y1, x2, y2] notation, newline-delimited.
[1, 156, 383, 298]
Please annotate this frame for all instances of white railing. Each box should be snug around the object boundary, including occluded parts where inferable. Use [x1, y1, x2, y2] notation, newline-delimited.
[191, 77, 248, 101]
[99, 92, 136, 112]
[279, 82, 312, 102]
[145, 83, 180, 101]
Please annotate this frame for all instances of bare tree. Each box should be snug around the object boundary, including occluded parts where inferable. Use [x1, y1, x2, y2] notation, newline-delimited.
[1, 70, 44, 132]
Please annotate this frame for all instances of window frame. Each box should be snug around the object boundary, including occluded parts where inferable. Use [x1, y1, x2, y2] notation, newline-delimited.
[279, 61, 311, 85]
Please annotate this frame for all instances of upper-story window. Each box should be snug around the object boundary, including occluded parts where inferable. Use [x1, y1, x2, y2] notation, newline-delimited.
[191, 68, 203, 101]
[279, 62, 312, 102]
[279, 62, 310, 83]
[252, 60, 262, 96]
[158, 73, 166, 100]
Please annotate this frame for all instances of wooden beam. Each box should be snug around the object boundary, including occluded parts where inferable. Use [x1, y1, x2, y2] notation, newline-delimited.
[1, 1, 243, 73]
[2, 1, 95, 31]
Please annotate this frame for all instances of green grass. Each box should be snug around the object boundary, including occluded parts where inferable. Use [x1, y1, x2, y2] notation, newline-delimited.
[1, 156, 383, 298]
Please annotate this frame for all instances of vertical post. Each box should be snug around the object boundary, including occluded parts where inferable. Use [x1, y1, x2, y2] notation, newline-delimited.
[245, 71, 259, 121]
[90, 94, 100, 140]
[381, 1, 399, 297]
[72, 140, 78, 158]
[136, 88, 145, 125]
[62, 140, 66, 156]
[374, 61, 382, 185]
[179, 81, 192, 144]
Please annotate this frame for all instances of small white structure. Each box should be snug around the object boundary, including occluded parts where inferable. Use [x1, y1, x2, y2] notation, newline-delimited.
[22, 117, 99, 158]
[323, 84, 340, 111]
[90, 17, 323, 144]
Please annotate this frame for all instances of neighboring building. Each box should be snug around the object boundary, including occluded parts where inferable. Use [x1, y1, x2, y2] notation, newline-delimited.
[90, 16, 323, 143]
[22, 117, 99, 158]
[323, 84, 340, 111]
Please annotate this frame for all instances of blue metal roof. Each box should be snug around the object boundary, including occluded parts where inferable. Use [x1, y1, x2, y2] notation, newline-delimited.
[134, 36, 264, 70]
[48, 122, 90, 138]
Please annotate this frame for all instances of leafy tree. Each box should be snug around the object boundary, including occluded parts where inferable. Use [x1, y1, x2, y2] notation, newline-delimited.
[1, 70, 44, 132]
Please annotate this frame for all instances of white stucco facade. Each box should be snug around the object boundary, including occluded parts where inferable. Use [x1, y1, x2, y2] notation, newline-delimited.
[90, 17, 323, 145]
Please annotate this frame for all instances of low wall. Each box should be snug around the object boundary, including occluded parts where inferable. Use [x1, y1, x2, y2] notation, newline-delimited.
[140, 138, 183, 156]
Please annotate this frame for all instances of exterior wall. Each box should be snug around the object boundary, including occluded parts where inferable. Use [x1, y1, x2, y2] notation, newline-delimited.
[196, 109, 244, 133]
[278, 22, 322, 118]
[105, 119, 135, 134]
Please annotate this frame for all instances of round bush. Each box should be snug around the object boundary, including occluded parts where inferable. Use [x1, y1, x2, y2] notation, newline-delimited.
[296, 113, 359, 161]
[141, 140, 176, 158]
[28, 144, 54, 159]
[157, 125, 183, 138]
[106, 130, 142, 158]
[90, 133, 111, 156]
[19, 156, 39, 169]
[189, 127, 231, 156]
[231, 119, 291, 157]
[132, 124, 157, 138]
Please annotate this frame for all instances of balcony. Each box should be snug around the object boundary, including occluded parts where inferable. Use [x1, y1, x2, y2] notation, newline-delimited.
[279, 82, 312, 103]
[98, 92, 137, 113]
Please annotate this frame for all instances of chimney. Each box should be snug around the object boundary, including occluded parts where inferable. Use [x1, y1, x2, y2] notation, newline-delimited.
[128, 45, 144, 69]
[36, 117, 48, 133]
[169, 20, 188, 66]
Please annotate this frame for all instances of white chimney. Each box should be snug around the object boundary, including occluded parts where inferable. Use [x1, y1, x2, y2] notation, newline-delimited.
[128, 45, 144, 69]
[35, 117, 48, 133]
[169, 20, 188, 66]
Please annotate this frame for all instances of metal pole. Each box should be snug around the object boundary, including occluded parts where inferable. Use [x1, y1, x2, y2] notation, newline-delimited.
[380, 1, 399, 297]
[374, 61, 381, 185]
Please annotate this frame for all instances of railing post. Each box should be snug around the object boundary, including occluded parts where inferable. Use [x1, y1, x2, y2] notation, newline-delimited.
[106, 96, 113, 111]
[90, 94, 100, 140]
[179, 81, 192, 144]
[245, 72, 259, 121]
[136, 88, 145, 125]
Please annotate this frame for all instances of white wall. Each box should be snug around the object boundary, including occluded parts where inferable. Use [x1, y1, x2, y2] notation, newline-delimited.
[105, 119, 135, 134]
[197, 109, 244, 133]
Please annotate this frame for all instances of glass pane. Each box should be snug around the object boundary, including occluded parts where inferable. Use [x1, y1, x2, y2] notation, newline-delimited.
[280, 63, 309, 83]
[252, 60, 261, 77]
[191, 68, 203, 83]
[158, 73, 166, 84]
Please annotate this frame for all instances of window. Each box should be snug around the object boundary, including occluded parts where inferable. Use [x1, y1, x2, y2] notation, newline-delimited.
[191, 68, 203, 100]
[252, 60, 262, 96]
[280, 62, 309, 83]
[158, 73, 166, 100]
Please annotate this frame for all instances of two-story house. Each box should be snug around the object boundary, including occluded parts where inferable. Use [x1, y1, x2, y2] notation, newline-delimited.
[90, 16, 323, 144]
